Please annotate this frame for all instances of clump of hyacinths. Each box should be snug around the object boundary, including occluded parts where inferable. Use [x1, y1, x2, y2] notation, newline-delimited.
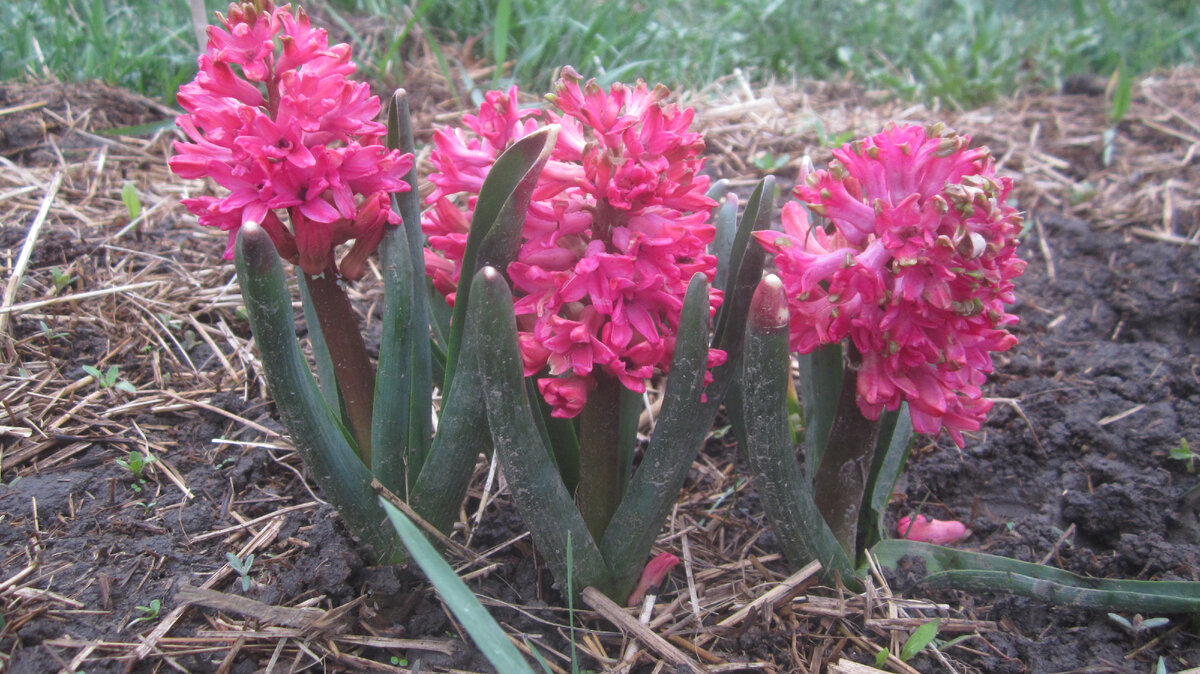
[169, 0, 502, 562]
[423, 68, 771, 600]
[736, 123, 1026, 580]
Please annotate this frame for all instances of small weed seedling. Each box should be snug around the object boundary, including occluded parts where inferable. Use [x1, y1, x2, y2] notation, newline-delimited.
[752, 151, 791, 173]
[128, 599, 162, 628]
[877, 619, 941, 667]
[49, 266, 77, 295]
[38, 320, 68, 341]
[116, 450, 155, 480]
[122, 181, 142, 220]
[1170, 438, 1195, 472]
[1108, 613, 1170, 637]
[82, 365, 137, 393]
[226, 552, 255, 591]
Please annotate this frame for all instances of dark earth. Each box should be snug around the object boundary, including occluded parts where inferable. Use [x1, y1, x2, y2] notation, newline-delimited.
[2, 79, 1200, 673]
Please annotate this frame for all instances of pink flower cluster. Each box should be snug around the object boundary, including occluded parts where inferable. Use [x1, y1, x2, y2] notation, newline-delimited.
[754, 124, 1025, 446]
[169, 1, 412, 279]
[423, 68, 725, 417]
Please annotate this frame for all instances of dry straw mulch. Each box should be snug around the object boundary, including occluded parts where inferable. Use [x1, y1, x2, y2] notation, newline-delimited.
[0, 66, 1197, 673]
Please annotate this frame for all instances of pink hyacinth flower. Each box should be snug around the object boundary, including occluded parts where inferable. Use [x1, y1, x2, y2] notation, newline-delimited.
[753, 123, 1025, 446]
[423, 67, 725, 417]
[170, 0, 413, 280]
[897, 514, 969, 545]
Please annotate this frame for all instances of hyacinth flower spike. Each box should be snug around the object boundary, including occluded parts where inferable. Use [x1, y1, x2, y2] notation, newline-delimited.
[172, 1, 559, 562]
[424, 69, 772, 600]
[738, 123, 1026, 578]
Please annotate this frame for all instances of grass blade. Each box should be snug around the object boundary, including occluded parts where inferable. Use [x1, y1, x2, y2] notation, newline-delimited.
[379, 498, 536, 674]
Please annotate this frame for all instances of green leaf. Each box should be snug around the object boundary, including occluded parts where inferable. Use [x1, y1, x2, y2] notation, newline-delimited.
[796, 342, 843, 476]
[470, 266, 613, 596]
[711, 192, 738, 292]
[735, 276, 856, 585]
[298, 279, 342, 420]
[528, 379, 581, 495]
[857, 404, 914, 551]
[407, 280, 492, 535]
[900, 619, 940, 661]
[600, 274, 717, 599]
[873, 540, 1200, 613]
[377, 89, 434, 493]
[711, 176, 774, 355]
[380, 498, 536, 674]
[1109, 61, 1132, 124]
[121, 181, 141, 220]
[443, 126, 559, 398]
[235, 223, 400, 563]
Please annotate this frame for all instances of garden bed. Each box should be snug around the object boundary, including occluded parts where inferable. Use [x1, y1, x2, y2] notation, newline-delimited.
[0, 68, 1198, 672]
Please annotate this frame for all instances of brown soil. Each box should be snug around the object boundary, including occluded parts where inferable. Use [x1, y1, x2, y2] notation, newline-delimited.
[1, 68, 1199, 673]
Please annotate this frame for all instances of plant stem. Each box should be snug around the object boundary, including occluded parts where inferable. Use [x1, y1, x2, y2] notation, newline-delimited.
[811, 342, 881, 559]
[304, 270, 375, 463]
[576, 372, 623, 540]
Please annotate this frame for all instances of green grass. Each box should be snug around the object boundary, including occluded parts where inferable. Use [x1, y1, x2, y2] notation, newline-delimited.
[1, 0, 1197, 108]
[0, 0, 224, 104]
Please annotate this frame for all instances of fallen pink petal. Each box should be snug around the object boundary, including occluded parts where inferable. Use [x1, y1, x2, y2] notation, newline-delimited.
[897, 515, 970, 545]
[627, 552, 681, 606]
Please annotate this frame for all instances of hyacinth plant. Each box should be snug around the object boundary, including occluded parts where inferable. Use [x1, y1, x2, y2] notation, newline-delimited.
[169, 0, 565, 564]
[738, 125, 1200, 611]
[423, 69, 773, 601]
[735, 123, 1026, 582]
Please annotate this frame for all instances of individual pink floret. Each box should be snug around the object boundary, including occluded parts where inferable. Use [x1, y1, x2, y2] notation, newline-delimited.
[423, 67, 725, 417]
[897, 514, 969, 545]
[170, 1, 412, 280]
[754, 124, 1025, 446]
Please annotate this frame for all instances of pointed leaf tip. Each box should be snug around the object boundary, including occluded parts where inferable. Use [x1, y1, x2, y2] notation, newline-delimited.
[238, 221, 278, 274]
[749, 274, 788, 332]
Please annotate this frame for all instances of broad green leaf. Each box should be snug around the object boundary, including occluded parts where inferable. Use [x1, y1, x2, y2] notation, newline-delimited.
[235, 223, 399, 563]
[857, 404, 914, 551]
[377, 90, 434, 492]
[470, 266, 613, 596]
[298, 279, 342, 424]
[873, 540, 1200, 612]
[600, 274, 716, 599]
[380, 498, 536, 674]
[711, 193, 738, 292]
[407, 279, 492, 534]
[443, 126, 559, 398]
[735, 276, 855, 584]
[711, 176, 774, 354]
[796, 342, 843, 476]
